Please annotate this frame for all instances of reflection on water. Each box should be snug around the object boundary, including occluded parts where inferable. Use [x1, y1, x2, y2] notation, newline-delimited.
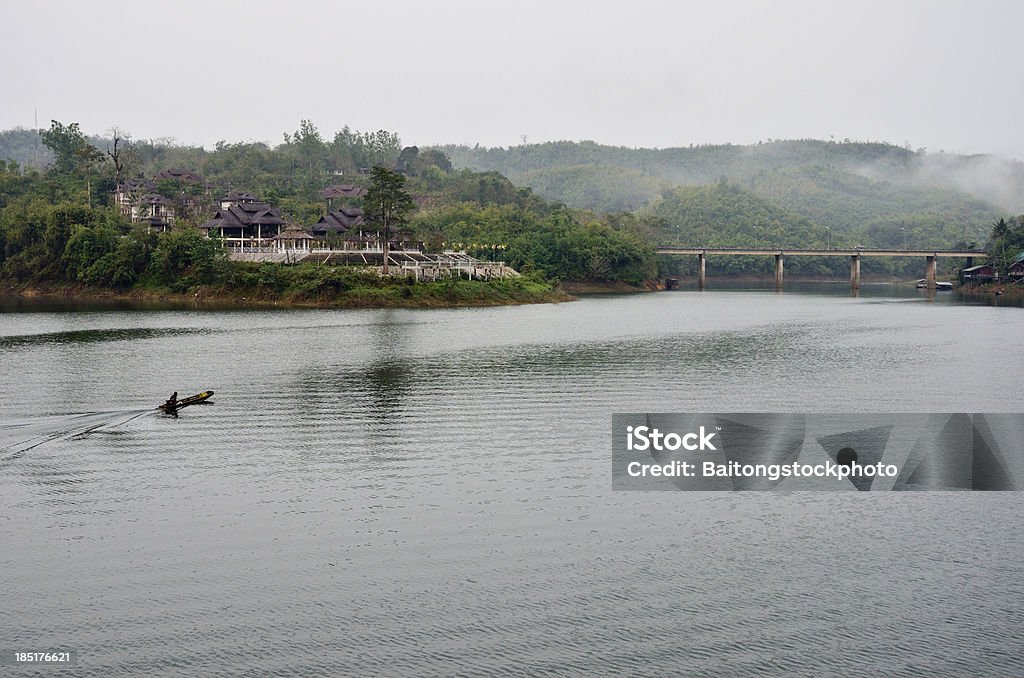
[0, 327, 209, 350]
[2, 289, 1023, 675]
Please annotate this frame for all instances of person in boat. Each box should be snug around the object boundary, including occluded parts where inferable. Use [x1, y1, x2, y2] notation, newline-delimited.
[165, 391, 178, 409]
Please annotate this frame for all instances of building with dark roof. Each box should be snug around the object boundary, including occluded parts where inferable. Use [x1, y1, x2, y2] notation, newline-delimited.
[320, 184, 368, 200]
[1008, 253, 1024, 281]
[959, 264, 997, 285]
[309, 207, 377, 250]
[114, 169, 206, 230]
[114, 178, 180, 230]
[153, 168, 204, 184]
[199, 198, 285, 249]
[220, 191, 261, 210]
[135, 194, 176, 232]
[312, 207, 365, 235]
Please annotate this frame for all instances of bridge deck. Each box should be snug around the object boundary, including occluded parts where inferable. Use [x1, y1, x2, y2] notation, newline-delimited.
[656, 247, 985, 258]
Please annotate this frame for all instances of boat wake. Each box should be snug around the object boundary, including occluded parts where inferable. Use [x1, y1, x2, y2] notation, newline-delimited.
[0, 408, 153, 462]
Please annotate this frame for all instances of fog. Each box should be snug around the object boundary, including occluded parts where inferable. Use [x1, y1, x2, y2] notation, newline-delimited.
[854, 152, 1024, 214]
[1, 0, 1022, 160]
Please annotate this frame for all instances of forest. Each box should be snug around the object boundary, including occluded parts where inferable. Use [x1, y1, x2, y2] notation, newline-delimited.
[439, 138, 1024, 278]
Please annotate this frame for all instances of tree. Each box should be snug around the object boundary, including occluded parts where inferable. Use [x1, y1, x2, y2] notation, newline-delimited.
[991, 217, 1011, 272]
[396, 146, 419, 174]
[416, 149, 453, 174]
[366, 129, 402, 167]
[285, 119, 325, 172]
[106, 127, 138, 186]
[40, 120, 103, 175]
[364, 166, 415, 274]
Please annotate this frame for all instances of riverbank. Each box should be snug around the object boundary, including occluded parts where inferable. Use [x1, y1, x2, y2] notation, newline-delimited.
[1, 275, 572, 310]
[559, 280, 657, 294]
[957, 282, 1024, 300]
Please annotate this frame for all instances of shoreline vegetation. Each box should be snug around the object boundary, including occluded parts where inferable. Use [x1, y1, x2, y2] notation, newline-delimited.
[10, 273, 1017, 312]
[1, 269, 573, 309]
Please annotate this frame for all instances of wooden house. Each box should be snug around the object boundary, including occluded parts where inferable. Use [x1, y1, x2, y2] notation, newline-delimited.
[114, 169, 205, 230]
[310, 207, 375, 250]
[198, 195, 285, 249]
[1008, 254, 1024, 282]
[960, 264, 997, 285]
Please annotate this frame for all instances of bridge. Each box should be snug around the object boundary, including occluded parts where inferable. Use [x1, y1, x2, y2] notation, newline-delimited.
[655, 247, 987, 290]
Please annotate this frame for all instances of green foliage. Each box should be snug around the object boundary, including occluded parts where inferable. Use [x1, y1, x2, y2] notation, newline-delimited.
[516, 164, 671, 212]
[987, 215, 1024, 272]
[409, 202, 656, 284]
[439, 138, 1023, 253]
[145, 228, 228, 291]
[643, 183, 859, 276]
[364, 166, 415, 239]
[40, 120, 104, 175]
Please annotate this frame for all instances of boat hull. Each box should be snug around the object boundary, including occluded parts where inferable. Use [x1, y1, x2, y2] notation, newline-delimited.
[159, 390, 214, 413]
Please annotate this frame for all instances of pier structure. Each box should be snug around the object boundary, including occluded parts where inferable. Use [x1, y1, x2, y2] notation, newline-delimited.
[228, 247, 517, 281]
[659, 247, 984, 290]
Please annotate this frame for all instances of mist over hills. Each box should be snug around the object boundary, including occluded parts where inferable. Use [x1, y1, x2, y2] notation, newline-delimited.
[442, 139, 1024, 211]
[441, 139, 1024, 249]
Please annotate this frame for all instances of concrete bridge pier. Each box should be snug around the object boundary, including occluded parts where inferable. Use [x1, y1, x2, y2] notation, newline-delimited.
[774, 254, 784, 288]
[698, 253, 706, 289]
[925, 256, 937, 290]
[850, 255, 861, 289]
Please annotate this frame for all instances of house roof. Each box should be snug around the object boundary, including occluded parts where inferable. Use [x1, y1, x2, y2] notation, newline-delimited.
[311, 207, 365, 235]
[199, 203, 284, 230]
[321, 184, 367, 199]
[153, 169, 203, 184]
[273, 224, 317, 240]
[962, 265, 994, 272]
[140, 193, 173, 206]
[117, 177, 155, 193]
[221, 191, 261, 203]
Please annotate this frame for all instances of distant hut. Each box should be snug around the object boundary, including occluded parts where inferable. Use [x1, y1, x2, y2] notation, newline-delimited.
[273, 224, 318, 252]
[1008, 253, 1024, 282]
[959, 264, 997, 285]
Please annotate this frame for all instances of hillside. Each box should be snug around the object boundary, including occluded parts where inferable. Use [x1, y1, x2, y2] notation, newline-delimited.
[439, 139, 1024, 249]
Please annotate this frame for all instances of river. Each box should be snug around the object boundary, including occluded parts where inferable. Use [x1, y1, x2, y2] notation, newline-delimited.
[2, 284, 1023, 676]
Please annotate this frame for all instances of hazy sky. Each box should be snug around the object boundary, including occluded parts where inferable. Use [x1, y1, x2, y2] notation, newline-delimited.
[3, 0, 1022, 159]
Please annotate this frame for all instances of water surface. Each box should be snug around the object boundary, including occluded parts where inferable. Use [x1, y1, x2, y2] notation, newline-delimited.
[2, 286, 1022, 676]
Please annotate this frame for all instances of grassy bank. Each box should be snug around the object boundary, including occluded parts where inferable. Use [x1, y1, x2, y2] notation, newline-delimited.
[957, 282, 1024, 299]
[3, 263, 571, 309]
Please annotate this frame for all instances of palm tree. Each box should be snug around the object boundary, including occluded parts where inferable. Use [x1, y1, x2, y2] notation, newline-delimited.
[992, 217, 1011, 241]
[992, 218, 1011, 273]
